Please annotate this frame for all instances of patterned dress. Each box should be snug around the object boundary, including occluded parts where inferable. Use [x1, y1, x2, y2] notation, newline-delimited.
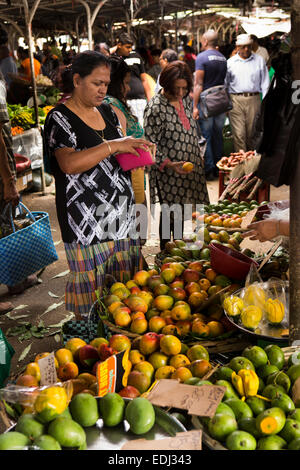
[144, 93, 209, 208]
[44, 103, 143, 317]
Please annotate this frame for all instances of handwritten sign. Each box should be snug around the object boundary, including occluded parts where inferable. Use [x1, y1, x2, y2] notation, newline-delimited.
[38, 352, 58, 385]
[240, 208, 258, 229]
[258, 238, 283, 272]
[146, 380, 225, 417]
[121, 430, 202, 451]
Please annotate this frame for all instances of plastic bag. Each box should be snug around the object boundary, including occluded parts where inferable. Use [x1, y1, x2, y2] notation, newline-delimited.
[0, 329, 15, 388]
[262, 200, 289, 222]
[0, 381, 73, 411]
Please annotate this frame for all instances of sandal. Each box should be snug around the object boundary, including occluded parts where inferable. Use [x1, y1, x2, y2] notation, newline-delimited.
[7, 274, 39, 295]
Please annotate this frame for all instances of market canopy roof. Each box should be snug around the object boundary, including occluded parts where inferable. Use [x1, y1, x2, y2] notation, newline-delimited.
[0, 0, 292, 39]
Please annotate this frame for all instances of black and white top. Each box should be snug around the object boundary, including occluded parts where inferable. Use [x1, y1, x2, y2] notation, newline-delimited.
[44, 103, 135, 245]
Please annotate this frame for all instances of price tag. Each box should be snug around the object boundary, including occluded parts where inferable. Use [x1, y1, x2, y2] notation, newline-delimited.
[22, 175, 27, 186]
[38, 352, 58, 385]
[258, 238, 283, 272]
[145, 379, 225, 417]
[121, 430, 202, 450]
[241, 208, 258, 229]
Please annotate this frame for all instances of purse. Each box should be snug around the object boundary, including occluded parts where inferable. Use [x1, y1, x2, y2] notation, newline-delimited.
[0, 202, 58, 286]
[115, 147, 156, 171]
[200, 85, 233, 119]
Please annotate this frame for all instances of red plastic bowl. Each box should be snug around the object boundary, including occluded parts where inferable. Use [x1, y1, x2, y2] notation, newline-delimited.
[209, 242, 258, 281]
[14, 153, 31, 173]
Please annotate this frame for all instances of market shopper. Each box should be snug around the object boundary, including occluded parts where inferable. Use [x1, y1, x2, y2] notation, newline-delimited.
[225, 34, 270, 152]
[144, 60, 209, 251]
[0, 45, 17, 89]
[18, 47, 41, 81]
[0, 72, 38, 307]
[44, 51, 152, 319]
[250, 35, 269, 64]
[193, 30, 227, 181]
[103, 56, 146, 205]
[155, 48, 178, 93]
[113, 33, 153, 126]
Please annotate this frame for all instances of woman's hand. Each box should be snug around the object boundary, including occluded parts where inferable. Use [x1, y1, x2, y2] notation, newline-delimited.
[114, 136, 155, 157]
[166, 161, 189, 175]
[242, 219, 282, 242]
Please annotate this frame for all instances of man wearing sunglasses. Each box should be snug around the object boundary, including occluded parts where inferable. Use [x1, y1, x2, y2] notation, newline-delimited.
[225, 34, 270, 152]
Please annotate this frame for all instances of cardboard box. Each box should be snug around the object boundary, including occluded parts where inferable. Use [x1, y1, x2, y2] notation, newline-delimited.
[16, 169, 33, 192]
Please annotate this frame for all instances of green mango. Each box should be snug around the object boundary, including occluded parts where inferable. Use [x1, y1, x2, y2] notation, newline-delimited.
[98, 392, 125, 427]
[224, 398, 253, 421]
[264, 344, 285, 370]
[245, 396, 267, 416]
[125, 397, 155, 435]
[271, 392, 295, 414]
[257, 435, 287, 450]
[215, 379, 239, 400]
[15, 413, 46, 441]
[69, 393, 99, 427]
[0, 432, 30, 450]
[33, 434, 62, 450]
[48, 417, 86, 450]
[225, 430, 257, 450]
[238, 417, 261, 439]
[266, 370, 291, 393]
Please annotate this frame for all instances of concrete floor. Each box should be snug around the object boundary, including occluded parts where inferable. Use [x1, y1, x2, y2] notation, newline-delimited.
[0, 177, 289, 386]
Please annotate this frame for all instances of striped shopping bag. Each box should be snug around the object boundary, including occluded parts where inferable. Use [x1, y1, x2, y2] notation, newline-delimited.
[0, 202, 58, 286]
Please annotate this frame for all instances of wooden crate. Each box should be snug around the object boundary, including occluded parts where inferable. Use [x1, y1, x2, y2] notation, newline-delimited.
[16, 169, 32, 192]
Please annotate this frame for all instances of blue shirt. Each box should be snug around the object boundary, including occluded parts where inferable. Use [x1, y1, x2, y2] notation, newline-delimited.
[195, 49, 227, 91]
[225, 52, 270, 99]
[0, 56, 17, 88]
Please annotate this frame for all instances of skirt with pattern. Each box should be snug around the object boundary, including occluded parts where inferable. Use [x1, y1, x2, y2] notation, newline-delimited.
[64, 238, 143, 317]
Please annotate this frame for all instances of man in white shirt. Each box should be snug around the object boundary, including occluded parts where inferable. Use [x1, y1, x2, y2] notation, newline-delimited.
[225, 34, 270, 152]
[250, 35, 269, 64]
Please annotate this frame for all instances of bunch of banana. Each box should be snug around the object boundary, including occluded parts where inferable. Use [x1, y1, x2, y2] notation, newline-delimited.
[12, 110, 35, 129]
[264, 298, 285, 325]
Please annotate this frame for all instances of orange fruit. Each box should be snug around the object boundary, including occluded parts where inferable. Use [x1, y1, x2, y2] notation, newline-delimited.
[205, 268, 217, 282]
[199, 278, 211, 291]
[161, 324, 181, 336]
[57, 361, 79, 381]
[191, 320, 210, 337]
[182, 162, 194, 172]
[155, 365, 176, 380]
[160, 335, 182, 356]
[169, 354, 191, 369]
[65, 337, 87, 358]
[171, 367, 193, 382]
[89, 337, 109, 349]
[207, 320, 224, 337]
[25, 362, 41, 383]
[129, 349, 145, 366]
[114, 310, 132, 327]
[108, 301, 124, 315]
[55, 348, 73, 366]
[187, 344, 209, 362]
[190, 359, 212, 378]
[16, 374, 39, 388]
[77, 372, 97, 385]
[130, 317, 148, 334]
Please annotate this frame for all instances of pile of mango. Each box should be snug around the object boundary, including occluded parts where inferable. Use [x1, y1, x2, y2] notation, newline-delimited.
[223, 284, 287, 333]
[102, 266, 240, 341]
[200, 199, 262, 229]
[0, 388, 156, 450]
[199, 343, 300, 450]
[13, 331, 215, 398]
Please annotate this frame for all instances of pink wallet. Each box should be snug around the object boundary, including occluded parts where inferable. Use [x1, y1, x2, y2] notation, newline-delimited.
[115, 147, 155, 171]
